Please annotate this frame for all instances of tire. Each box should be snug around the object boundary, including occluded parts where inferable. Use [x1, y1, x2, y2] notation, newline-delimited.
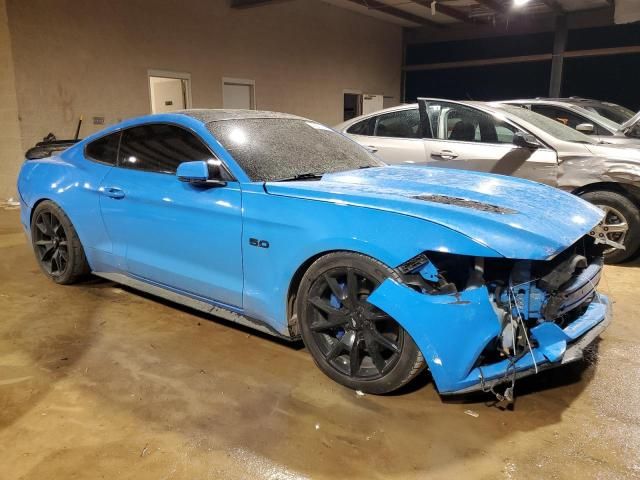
[30, 201, 90, 284]
[580, 190, 640, 264]
[296, 252, 425, 394]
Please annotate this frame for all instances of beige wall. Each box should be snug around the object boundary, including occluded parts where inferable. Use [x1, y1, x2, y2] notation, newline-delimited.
[2, 0, 402, 199]
[0, 0, 22, 201]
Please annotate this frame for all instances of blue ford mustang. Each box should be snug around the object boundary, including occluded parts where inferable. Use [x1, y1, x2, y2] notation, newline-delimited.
[17, 110, 612, 396]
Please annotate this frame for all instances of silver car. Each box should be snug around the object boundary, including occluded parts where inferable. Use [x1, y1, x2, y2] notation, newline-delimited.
[336, 99, 640, 263]
[503, 98, 640, 146]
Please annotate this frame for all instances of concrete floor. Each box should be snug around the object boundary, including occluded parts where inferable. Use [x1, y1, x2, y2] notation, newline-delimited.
[1, 208, 639, 480]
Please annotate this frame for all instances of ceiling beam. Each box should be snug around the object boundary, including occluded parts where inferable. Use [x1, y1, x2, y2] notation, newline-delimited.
[475, 0, 507, 15]
[540, 0, 565, 14]
[410, 0, 488, 24]
[230, 0, 279, 8]
[345, 0, 445, 28]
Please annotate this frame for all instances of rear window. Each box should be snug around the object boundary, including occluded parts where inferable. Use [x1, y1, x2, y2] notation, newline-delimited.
[347, 118, 372, 136]
[85, 133, 120, 165]
[373, 109, 421, 139]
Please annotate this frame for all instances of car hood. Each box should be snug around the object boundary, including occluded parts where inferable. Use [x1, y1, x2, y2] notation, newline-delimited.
[585, 142, 640, 160]
[264, 166, 604, 260]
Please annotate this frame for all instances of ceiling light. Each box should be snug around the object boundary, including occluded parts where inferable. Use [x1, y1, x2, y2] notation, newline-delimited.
[513, 0, 531, 6]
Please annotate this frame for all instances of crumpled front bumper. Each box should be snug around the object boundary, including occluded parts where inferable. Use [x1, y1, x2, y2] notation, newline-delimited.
[368, 279, 611, 395]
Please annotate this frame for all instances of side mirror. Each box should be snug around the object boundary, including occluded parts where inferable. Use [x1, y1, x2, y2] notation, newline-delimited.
[576, 123, 595, 134]
[177, 160, 227, 187]
[512, 131, 541, 150]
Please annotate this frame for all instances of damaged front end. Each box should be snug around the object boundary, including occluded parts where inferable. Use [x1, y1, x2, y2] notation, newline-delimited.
[367, 236, 611, 396]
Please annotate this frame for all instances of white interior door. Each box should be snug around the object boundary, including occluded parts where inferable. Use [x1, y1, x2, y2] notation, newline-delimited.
[362, 94, 384, 115]
[148, 70, 191, 114]
[149, 77, 186, 113]
[223, 78, 255, 109]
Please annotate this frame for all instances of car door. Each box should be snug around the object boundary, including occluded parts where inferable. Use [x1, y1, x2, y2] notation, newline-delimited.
[345, 108, 428, 165]
[418, 100, 558, 185]
[98, 122, 244, 307]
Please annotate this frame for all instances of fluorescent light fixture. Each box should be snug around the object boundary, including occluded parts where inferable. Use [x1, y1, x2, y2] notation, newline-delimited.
[513, 0, 530, 6]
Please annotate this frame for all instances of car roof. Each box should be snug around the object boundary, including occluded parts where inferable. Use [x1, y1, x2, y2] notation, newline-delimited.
[503, 98, 607, 106]
[176, 109, 306, 124]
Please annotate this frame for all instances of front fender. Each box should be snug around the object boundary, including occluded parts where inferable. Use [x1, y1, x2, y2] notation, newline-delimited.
[368, 280, 501, 393]
[240, 184, 503, 335]
[559, 154, 640, 190]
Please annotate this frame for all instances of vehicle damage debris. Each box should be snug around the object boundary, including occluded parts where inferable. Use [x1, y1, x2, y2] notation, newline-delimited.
[369, 234, 613, 402]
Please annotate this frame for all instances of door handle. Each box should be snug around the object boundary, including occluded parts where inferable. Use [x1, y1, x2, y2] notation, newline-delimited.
[365, 145, 379, 153]
[432, 150, 458, 160]
[102, 187, 125, 199]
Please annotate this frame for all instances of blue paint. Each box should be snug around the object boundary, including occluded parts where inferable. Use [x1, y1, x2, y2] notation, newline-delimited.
[368, 280, 502, 393]
[417, 261, 439, 282]
[369, 276, 610, 393]
[176, 160, 209, 182]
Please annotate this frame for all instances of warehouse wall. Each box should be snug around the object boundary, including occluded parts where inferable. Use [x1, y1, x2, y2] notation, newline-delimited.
[1, 0, 403, 199]
[0, 0, 22, 201]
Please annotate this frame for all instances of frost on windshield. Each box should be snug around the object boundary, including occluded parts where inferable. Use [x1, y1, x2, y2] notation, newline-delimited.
[205, 118, 383, 182]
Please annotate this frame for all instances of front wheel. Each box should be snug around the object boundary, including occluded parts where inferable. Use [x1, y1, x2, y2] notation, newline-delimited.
[580, 190, 640, 264]
[297, 252, 425, 394]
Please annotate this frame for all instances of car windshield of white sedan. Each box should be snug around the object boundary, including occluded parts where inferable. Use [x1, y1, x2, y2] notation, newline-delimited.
[500, 105, 596, 144]
[206, 118, 384, 182]
[583, 103, 636, 126]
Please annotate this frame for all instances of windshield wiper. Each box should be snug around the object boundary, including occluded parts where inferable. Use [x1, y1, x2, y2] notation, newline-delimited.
[272, 172, 324, 182]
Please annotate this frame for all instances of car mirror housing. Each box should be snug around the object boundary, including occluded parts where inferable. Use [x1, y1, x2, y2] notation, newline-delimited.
[512, 132, 541, 150]
[576, 123, 595, 134]
[177, 160, 227, 187]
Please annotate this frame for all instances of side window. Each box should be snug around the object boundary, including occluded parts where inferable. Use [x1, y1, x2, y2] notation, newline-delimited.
[347, 118, 373, 136]
[118, 124, 214, 174]
[495, 125, 517, 144]
[431, 102, 516, 144]
[85, 132, 120, 165]
[373, 109, 420, 139]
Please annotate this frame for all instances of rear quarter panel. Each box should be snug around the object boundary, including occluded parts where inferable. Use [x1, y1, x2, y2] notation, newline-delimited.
[17, 147, 114, 269]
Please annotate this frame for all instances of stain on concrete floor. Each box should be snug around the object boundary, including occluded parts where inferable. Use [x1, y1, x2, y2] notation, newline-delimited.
[0, 209, 638, 479]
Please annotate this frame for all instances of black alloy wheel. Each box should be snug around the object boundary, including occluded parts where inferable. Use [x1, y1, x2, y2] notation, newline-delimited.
[30, 201, 90, 284]
[298, 252, 425, 394]
[33, 209, 69, 277]
[306, 266, 402, 379]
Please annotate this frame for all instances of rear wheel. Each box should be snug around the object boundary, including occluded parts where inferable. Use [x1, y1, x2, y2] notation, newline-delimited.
[30, 201, 90, 284]
[580, 190, 640, 264]
[297, 252, 425, 394]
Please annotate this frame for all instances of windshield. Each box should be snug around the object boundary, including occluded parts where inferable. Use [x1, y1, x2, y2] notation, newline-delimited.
[206, 118, 384, 182]
[581, 102, 635, 126]
[498, 105, 596, 143]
